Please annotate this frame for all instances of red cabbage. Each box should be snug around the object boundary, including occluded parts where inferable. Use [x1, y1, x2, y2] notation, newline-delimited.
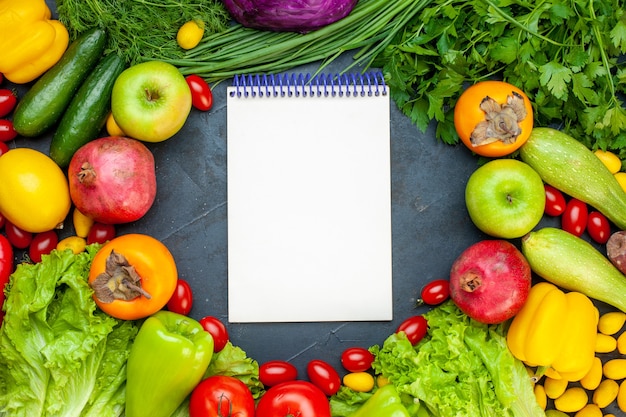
[222, 0, 359, 32]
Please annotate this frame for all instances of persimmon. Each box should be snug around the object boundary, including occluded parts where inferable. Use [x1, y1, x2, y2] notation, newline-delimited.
[88, 233, 178, 320]
[454, 80, 534, 157]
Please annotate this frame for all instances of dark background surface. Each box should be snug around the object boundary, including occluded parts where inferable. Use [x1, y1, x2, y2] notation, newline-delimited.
[14, 0, 564, 381]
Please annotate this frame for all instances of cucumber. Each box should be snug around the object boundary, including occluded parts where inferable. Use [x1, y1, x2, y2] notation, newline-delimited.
[50, 53, 126, 168]
[13, 28, 107, 137]
[519, 127, 626, 230]
[522, 227, 626, 312]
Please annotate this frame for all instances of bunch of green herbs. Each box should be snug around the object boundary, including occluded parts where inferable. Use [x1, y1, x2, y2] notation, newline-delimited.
[56, 0, 231, 65]
[374, 0, 626, 156]
[161, 0, 433, 82]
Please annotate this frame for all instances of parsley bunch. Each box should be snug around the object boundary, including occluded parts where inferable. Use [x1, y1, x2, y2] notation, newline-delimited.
[374, 0, 626, 156]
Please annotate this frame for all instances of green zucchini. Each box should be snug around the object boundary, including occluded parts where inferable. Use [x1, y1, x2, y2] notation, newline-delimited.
[50, 53, 126, 168]
[521, 227, 626, 312]
[520, 127, 626, 230]
[13, 28, 107, 137]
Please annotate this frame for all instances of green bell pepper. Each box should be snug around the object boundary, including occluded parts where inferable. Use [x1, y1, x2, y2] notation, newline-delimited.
[349, 384, 411, 417]
[125, 310, 214, 417]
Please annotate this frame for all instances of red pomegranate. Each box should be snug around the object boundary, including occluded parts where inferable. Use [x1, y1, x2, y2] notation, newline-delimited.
[68, 136, 157, 224]
[449, 240, 531, 324]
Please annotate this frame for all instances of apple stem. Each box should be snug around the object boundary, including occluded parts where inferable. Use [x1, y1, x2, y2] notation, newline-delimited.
[144, 88, 160, 102]
[77, 162, 97, 186]
[460, 271, 482, 292]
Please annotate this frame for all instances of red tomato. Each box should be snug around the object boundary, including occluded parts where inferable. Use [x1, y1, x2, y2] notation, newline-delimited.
[5, 221, 32, 249]
[189, 375, 255, 417]
[199, 316, 229, 352]
[561, 198, 588, 237]
[186, 75, 213, 111]
[397, 315, 428, 345]
[340, 347, 375, 372]
[0, 212, 5, 230]
[86, 222, 116, 244]
[167, 279, 193, 315]
[306, 359, 341, 396]
[0, 141, 8, 157]
[543, 184, 566, 216]
[0, 89, 17, 118]
[587, 211, 611, 244]
[0, 233, 14, 316]
[259, 360, 298, 387]
[255, 380, 331, 417]
[0, 119, 17, 142]
[29, 230, 58, 263]
[418, 279, 450, 306]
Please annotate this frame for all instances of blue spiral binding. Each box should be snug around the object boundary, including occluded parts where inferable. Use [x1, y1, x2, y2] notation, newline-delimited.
[230, 71, 387, 98]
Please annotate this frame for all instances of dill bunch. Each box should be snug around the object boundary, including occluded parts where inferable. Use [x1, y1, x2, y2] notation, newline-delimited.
[56, 0, 232, 65]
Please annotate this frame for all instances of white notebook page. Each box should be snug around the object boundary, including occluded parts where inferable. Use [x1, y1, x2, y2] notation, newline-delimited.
[226, 74, 392, 322]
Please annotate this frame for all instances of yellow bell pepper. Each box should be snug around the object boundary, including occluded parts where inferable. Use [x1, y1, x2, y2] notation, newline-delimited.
[0, 0, 69, 83]
[507, 282, 598, 382]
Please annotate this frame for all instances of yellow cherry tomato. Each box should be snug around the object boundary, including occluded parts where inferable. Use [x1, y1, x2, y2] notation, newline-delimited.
[106, 112, 125, 136]
[554, 387, 588, 413]
[376, 374, 390, 387]
[0, 148, 71, 233]
[598, 311, 626, 335]
[592, 378, 619, 408]
[176, 20, 204, 50]
[614, 172, 626, 193]
[594, 149, 622, 174]
[342, 372, 375, 392]
[72, 207, 94, 238]
[57, 235, 87, 254]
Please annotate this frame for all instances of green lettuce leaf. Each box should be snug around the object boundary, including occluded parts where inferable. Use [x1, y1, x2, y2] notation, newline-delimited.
[370, 301, 544, 417]
[0, 246, 138, 417]
[204, 341, 264, 399]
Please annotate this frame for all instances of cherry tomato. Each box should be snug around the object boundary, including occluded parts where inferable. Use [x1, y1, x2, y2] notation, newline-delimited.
[342, 372, 375, 392]
[0, 212, 5, 230]
[5, 221, 32, 249]
[189, 375, 255, 417]
[0, 141, 8, 157]
[0, 89, 17, 118]
[28, 230, 59, 263]
[199, 316, 229, 352]
[306, 359, 341, 396]
[454, 80, 533, 157]
[259, 360, 298, 387]
[544, 184, 566, 216]
[0, 120, 17, 142]
[561, 198, 588, 237]
[0, 234, 14, 322]
[255, 380, 331, 417]
[340, 347, 375, 372]
[418, 279, 450, 306]
[397, 315, 428, 345]
[185, 75, 213, 111]
[86, 222, 116, 244]
[587, 211, 611, 244]
[167, 278, 193, 315]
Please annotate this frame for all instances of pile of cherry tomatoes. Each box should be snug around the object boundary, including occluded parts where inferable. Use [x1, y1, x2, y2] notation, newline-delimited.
[0, 76, 18, 156]
[544, 184, 612, 245]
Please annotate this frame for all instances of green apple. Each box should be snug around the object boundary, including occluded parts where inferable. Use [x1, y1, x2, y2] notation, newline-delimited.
[111, 61, 192, 142]
[465, 159, 545, 239]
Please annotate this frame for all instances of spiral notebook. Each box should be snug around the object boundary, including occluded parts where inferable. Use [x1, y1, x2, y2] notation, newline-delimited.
[226, 72, 392, 322]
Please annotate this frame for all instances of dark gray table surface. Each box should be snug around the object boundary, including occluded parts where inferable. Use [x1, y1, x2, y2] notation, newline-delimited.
[13, 0, 566, 380]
